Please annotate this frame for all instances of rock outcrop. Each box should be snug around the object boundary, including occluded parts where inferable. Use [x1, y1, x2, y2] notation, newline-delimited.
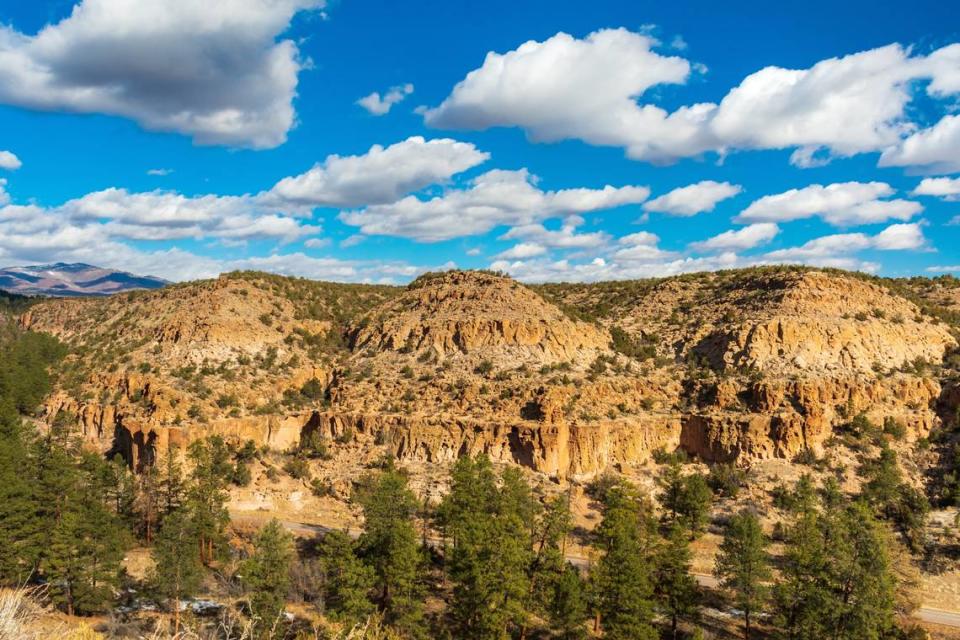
[22, 267, 960, 479]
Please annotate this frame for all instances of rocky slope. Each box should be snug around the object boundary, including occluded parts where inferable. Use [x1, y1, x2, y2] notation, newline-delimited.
[20, 267, 960, 479]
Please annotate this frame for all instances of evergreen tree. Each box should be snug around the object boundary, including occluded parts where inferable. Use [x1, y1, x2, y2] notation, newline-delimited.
[318, 530, 376, 624]
[438, 455, 536, 640]
[547, 565, 588, 640]
[774, 494, 899, 640]
[44, 458, 128, 616]
[152, 508, 204, 634]
[355, 465, 425, 636]
[185, 439, 230, 564]
[860, 445, 929, 552]
[714, 509, 770, 640]
[158, 447, 186, 517]
[658, 459, 712, 536]
[243, 519, 295, 638]
[0, 401, 41, 584]
[589, 481, 659, 640]
[657, 523, 699, 639]
[136, 461, 161, 544]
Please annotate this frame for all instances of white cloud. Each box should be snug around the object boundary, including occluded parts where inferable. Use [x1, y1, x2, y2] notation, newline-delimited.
[927, 265, 960, 273]
[708, 44, 918, 166]
[763, 222, 926, 261]
[491, 252, 742, 283]
[357, 83, 414, 116]
[926, 43, 960, 97]
[495, 242, 547, 259]
[643, 180, 742, 216]
[879, 114, 960, 174]
[872, 222, 927, 250]
[146, 168, 173, 176]
[737, 182, 921, 226]
[339, 234, 366, 248]
[425, 33, 960, 168]
[265, 136, 489, 209]
[912, 176, 960, 200]
[690, 223, 779, 252]
[0, 150, 21, 170]
[500, 216, 610, 249]
[339, 168, 649, 242]
[0, 0, 324, 148]
[0, 184, 321, 247]
[0, 178, 9, 206]
[422, 29, 700, 163]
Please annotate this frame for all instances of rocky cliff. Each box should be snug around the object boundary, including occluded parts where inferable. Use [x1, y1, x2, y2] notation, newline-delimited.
[21, 267, 960, 479]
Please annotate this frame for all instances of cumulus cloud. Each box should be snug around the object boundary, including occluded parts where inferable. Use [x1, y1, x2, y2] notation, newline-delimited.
[265, 137, 489, 209]
[500, 216, 610, 250]
[913, 176, 960, 200]
[763, 223, 926, 261]
[689, 223, 779, 252]
[643, 180, 742, 216]
[0, 0, 324, 148]
[0, 150, 21, 170]
[736, 182, 921, 226]
[424, 31, 960, 168]
[422, 29, 701, 163]
[357, 83, 414, 115]
[146, 168, 173, 176]
[494, 242, 547, 260]
[879, 114, 960, 174]
[339, 168, 649, 242]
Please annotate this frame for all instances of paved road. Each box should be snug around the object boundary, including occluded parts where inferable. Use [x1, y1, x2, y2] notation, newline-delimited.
[233, 512, 960, 630]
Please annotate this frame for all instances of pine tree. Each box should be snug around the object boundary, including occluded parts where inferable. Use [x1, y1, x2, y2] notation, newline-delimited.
[185, 439, 230, 564]
[714, 509, 770, 640]
[318, 530, 376, 624]
[136, 461, 161, 544]
[243, 519, 295, 638]
[589, 481, 659, 640]
[775, 492, 899, 640]
[531, 493, 573, 616]
[158, 448, 186, 517]
[355, 466, 425, 636]
[0, 401, 41, 584]
[44, 462, 128, 616]
[657, 523, 699, 639]
[658, 459, 712, 536]
[152, 508, 204, 634]
[438, 455, 536, 640]
[547, 565, 588, 640]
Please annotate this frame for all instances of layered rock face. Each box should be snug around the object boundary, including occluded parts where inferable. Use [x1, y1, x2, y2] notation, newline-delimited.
[23, 267, 960, 479]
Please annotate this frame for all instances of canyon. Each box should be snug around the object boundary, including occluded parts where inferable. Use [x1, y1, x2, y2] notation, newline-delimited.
[19, 267, 960, 480]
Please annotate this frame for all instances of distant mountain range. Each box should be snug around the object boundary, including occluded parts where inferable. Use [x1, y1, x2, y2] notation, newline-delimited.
[0, 263, 168, 297]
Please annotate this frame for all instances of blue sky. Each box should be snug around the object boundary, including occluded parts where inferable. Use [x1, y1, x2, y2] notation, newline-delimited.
[0, 0, 958, 283]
